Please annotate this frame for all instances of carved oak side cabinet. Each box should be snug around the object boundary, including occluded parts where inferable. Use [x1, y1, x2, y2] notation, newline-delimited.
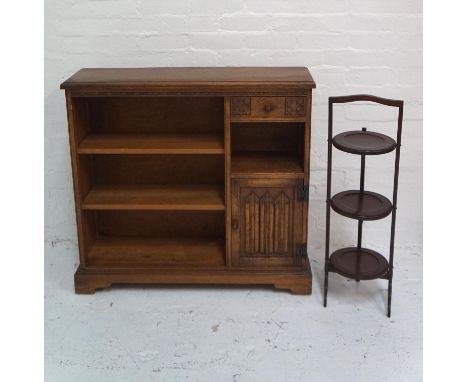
[60, 67, 316, 294]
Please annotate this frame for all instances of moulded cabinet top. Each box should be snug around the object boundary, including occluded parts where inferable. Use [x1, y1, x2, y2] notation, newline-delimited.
[60, 67, 316, 92]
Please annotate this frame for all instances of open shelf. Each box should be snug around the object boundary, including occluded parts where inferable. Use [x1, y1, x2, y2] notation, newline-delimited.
[330, 190, 393, 220]
[230, 121, 304, 178]
[329, 247, 389, 280]
[91, 154, 224, 185]
[87, 210, 226, 267]
[83, 184, 225, 211]
[231, 152, 303, 177]
[332, 130, 396, 155]
[87, 236, 225, 267]
[78, 133, 224, 155]
[231, 122, 304, 177]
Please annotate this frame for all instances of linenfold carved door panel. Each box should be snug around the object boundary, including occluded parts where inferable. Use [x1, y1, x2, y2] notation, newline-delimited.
[243, 191, 289, 255]
[231, 178, 303, 267]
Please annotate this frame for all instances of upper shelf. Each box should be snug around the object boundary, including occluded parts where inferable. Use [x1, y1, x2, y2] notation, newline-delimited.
[332, 130, 396, 155]
[82, 184, 225, 211]
[78, 133, 224, 155]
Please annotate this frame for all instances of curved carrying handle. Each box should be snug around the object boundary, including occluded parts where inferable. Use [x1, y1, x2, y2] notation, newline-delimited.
[329, 94, 403, 108]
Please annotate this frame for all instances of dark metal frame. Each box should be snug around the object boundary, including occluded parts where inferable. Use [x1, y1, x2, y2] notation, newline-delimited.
[324, 94, 404, 317]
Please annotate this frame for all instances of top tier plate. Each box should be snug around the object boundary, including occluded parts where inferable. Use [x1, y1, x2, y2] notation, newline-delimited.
[332, 130, 396, 155]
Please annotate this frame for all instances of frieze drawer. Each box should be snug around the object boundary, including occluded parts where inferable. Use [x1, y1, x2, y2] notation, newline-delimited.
[231, 96, 305, 118]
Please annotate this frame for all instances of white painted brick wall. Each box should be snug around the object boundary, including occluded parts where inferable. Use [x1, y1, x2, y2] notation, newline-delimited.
[45, 0, 423, 260]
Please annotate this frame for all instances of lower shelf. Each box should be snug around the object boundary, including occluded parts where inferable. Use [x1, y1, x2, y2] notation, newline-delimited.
[329, 247, 389, 280]
[87, 237, 226, 267]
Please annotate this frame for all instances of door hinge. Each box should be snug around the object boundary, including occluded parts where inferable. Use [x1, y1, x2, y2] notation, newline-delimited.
[298, 184, 309, 202]
[296, 243, 308, 258]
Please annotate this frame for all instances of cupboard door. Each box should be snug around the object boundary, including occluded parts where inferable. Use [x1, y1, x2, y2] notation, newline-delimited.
[231, 178, 304, 267]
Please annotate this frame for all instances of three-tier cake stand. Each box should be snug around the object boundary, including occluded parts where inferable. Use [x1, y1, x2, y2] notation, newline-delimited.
[324, 95, 404, 317]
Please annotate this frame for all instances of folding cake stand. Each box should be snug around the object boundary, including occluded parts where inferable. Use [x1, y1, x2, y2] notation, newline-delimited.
[323, 95, 404, 317]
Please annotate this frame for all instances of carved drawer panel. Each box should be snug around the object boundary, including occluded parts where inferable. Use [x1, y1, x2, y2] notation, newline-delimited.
[285, 97, 306, 116]
[231, 97, 251, 115]
[231, 178, 304, 267]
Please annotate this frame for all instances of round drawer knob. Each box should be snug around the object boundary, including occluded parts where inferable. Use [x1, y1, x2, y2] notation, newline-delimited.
[264, 103, 272, 113]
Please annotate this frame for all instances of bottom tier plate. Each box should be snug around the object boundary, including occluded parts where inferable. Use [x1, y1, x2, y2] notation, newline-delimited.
[329, 247, 389, 280]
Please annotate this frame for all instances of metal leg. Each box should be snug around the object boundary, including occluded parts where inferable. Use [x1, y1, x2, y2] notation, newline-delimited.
[324, 263, 329, 307]
[324, 100, 333, 308]
[386, 104, 403, 318]
[387, 272, 393, 318]
[356, 219, 363, 282]
[357, 131, 366, 283]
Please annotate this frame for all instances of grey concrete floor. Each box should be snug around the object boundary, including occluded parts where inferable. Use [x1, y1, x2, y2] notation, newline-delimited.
[45, 242, 422, 382]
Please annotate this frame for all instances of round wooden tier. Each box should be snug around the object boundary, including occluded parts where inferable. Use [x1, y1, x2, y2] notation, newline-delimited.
[330, 190, 392, 220]
[329, 247, 389, 280]
[332, 130, 396, 155]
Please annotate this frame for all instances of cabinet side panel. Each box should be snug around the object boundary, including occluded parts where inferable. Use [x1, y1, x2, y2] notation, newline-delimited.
[302, 92, 312, 267]
[225, 97, 232, 266]
[304, 92, 312, 184]
[65, 92, 96, 266]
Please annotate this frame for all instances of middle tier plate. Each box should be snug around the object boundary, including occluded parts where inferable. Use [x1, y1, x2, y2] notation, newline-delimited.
[330, 190, 392, 220]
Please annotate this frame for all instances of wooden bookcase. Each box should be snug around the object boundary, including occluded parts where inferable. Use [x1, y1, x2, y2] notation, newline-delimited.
[61, 67, 316, 294]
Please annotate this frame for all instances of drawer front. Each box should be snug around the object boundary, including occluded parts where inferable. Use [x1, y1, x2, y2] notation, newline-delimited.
[231, 96, 306, 118]
[251, 97, 285, 117]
